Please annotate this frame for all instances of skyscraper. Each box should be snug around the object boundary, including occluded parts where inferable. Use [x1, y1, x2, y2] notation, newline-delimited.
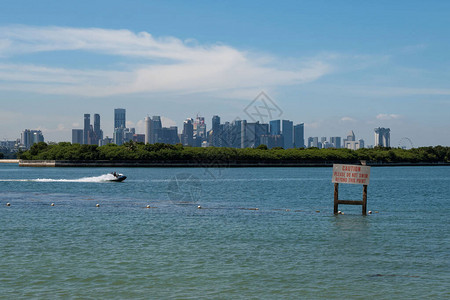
[151, 116, 162, 144]
[269, 120, 281, 135]
[21, 129, 44, 149]
[114, 108, 126, 129]
[93, 113, 103, 144]
[293, 123, 304, 148]
[83, 114, 90, 145]
[374, 127, 390, 147]
[330, 137, 341, 148]
[282, 120, 294, 149]
[72, 129, 83, 144]
[211, 115, 221, 146]
[144, 116, 151, 144]
[182, 118, 194, 146]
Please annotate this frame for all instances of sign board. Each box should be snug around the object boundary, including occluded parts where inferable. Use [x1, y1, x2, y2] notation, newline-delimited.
[332, 164, 371, 185]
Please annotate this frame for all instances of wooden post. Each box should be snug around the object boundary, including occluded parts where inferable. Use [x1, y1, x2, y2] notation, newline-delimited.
[362, 185, 368, 215]
[334, 183, 339, 214]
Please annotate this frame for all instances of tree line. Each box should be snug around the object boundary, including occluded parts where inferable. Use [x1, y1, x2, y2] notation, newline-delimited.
[17, 141, 450, 163]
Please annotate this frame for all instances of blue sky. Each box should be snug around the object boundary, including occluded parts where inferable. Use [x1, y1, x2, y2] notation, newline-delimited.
[1, 0, 449, 146]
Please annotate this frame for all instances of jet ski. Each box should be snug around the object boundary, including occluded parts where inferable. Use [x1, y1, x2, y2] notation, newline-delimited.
[109, 172, 127, 182]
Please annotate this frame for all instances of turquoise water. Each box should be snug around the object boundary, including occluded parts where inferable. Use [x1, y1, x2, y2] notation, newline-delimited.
[0, 164, 449, 299]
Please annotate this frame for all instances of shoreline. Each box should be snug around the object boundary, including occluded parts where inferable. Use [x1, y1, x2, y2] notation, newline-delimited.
[18, 160, 450, 167]
[0, 159, 20, 164]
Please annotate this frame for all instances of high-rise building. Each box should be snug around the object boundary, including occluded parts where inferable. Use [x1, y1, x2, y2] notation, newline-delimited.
[151, 116, 162, 144]
[293, 123, 305, 148]
[282, 120, 294, 149]
[211, 115, 221, 146]
[182, 118, 194, 146]
[114, 108, 126, 129]
[83, 114, 90, 145]
[330, 137, 341, 148]
[374, 127, 390, 147]
[21, 129, 44, 149]
[144, 116, 151, 144]
[72, 129, 83, 144]
[113, 128, 124, 145]
[269, 120, 281, 135]
[241, 121, 268, 148]
[194, 116, 207, 140]
[93, 113, 103, 144]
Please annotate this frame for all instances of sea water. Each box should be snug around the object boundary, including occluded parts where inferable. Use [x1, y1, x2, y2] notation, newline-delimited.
[0, 164, 448, 299]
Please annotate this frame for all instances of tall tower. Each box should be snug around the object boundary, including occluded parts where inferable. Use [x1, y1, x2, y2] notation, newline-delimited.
[374, 127, 390, 147]
[83, 114, 90, 145]
[144, 116, 151, 144]
[293, 123, 305, 148]
[282, 120, 294, 149]
[211, 115, 221, 147]
[114, 108, 126, 129]
[182, 118, 194, 146]
[93, 113, 103, 144]
[151, 116, 162, 144]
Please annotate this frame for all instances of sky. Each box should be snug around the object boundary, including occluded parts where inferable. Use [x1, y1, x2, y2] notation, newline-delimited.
[0, 0, 449, 147]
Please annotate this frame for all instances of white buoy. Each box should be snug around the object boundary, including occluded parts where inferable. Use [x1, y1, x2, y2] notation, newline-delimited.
[368, 210, 372, 214]
[6, 202, 10, 206]
[51, 203, 55, 206]
[96, 203, 100, 207]
[146, 205, 150, 208]
[197, 205, 202, 209]
[338, 210, 342, 214]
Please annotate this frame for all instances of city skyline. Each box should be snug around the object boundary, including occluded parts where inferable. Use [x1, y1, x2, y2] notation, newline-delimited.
[1, 1, 449, 146]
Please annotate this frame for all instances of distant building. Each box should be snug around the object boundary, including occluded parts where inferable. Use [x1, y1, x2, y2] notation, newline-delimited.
[341, 130, 364, 150]
[144, 116, 151, 144]
[211, 115, 221, 147]
[330, 137, 341, 148]
[21, 129, 44, 149]
[194, 116, 207, 141]
[100, 136, 113, 146]
[83, 114, 90, 145]
[241, 121, 269, 148]
[282, 120, 294, 149]
[308, 137, 320, 148]
[72, 129, 83, 144]
[157, 126, 179, 144]
[293, 123, 305, 148]
[260, 134, 284, 149]
[133, 134, 145, 143]
[114, 108, 126, 129]
[181, 118, 194, 146]
[93, 113, 103, 144]
[374, 127, 390, 147]
[150, 116, 162, 144]
[269, 120, 281, 135]
[113, 128, 124, 145]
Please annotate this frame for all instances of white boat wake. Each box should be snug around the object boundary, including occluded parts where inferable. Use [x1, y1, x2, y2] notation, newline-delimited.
[0, 173, 118, 183]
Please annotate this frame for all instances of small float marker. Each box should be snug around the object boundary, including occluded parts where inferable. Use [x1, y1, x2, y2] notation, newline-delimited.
[146, 205, 150, 208]
[338, 211, 342, 214]
[197, 205, 202, 209]
[368, 210, 372, 214]
[51, 203, 55, 206]
[6, 202, 10, 206]
[96, 204, 100, 207]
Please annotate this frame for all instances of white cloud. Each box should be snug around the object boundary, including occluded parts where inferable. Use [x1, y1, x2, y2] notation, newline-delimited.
[340, 116, 356, 122]
[0, 25, 332, 97]
[376, 114, 401, 120]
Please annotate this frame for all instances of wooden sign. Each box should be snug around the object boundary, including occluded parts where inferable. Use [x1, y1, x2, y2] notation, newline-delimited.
[332, 163, 371, 215]
[332, 164, 370, 185]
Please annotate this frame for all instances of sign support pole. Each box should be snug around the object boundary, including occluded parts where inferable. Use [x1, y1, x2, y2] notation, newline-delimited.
[362, 184, 367, 215]
[334, 183, 339, 214]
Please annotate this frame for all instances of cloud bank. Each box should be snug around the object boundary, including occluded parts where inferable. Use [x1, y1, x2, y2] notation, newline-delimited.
[0, 25, 332, 97]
